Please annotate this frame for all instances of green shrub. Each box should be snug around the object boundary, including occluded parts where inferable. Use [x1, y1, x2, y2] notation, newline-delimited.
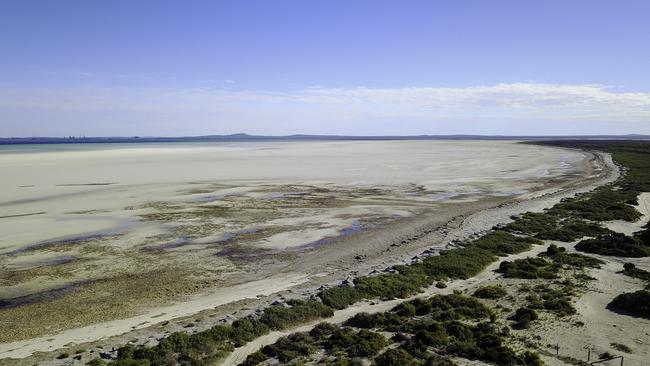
[354, 272, 425, 300]
[542, 297, 576, 316]
[240, 350, 266, 366]
[503, 213, 612, 242]
[608, 290, 650, 318]
[86, 359, 107, 366]
[319, 286, 363, 309]
[470, 231, 541, 255]
[576, 233, 650, 257]
[509, 307, 539, 329]
[262, 332, 316, 363]
[541, 244, 604, 268]
[520, 350, 544, 366]
[231, 318, 269, 346]
[259, 299, 333, 330]
[111, 360, 150, 366]
[498, 257, 559, 279]
[473, 285, 507, 299]
[621, 262, 650, 282]
[413, 328, 449, 347]
[374, 348, 419, 366]
[309, 322, 340, 340]
[346, 329, 387, 358]
[322, 328, 387, 358]
[527, 284, 576, 316]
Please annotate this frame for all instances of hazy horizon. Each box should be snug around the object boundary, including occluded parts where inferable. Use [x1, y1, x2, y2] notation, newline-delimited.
[2, 132, 650, 140]
[2, 1, 650, 137]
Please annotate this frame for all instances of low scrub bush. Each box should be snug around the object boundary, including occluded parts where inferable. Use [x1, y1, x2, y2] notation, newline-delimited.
[509, 308, 539, 329]
[621, 262, 650, 283]
[262, 332, 317, 363]
[259, 299, 333, 330]
[576, 233, 650, 257]
[526, 284, 576, 316]
[473, 285, 507, 299]
[497, 257, 559, 279]
[541, 244, 604, 268]
[608, 290, 650, 318]
[245, 294, 542, 366]
[319, 286, 363, 309]
[374, 348, 419, 366]
[504, 213, 611, 242]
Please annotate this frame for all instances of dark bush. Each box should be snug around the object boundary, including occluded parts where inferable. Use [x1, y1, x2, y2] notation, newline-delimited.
[239, 350, 266, 366]
[309, 322, 339, 340]
[608, 290, 650, 318]
[262, 332, 316, 363]
[621, 263, 650, 282]
[520, 350, 544, 366]
[374, 348, 419, 366]
[473, 285, 507, 299]
[259, 299, 333, 330]
[576, 233, 650, 257]
[509, 308, 539, 329]
[541, 244, 604, 268]
[319, 286, 363, 309]
[346, 329, 387, 358]
[498, 257, 559, 279]
[231, 319, 269, 346]
[86, 359, 107, 366]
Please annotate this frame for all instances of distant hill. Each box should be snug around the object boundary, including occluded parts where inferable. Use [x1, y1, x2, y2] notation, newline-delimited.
[0, 133, 649, 145]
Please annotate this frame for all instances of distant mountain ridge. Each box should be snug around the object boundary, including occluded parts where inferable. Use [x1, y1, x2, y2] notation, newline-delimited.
[1, 133, 649, 145]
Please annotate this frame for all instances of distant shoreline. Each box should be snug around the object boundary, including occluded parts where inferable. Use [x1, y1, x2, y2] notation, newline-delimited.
[1, 133, 649, 145]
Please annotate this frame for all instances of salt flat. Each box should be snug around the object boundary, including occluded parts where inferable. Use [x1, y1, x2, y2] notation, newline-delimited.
[0, 140, 590, 348]
[0, 140, 583, 251]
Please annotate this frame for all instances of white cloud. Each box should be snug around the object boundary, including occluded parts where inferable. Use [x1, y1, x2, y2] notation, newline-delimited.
[1, 83, 649, 135]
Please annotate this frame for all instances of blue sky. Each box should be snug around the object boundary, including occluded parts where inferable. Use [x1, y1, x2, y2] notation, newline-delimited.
[1, 0, 650, 136]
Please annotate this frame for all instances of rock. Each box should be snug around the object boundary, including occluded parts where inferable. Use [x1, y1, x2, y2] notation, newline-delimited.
[341, 279, 355, 287]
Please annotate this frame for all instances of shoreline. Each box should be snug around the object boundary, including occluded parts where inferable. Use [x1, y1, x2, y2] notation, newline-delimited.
[0, 149, 618, 363]
[220, 150, 620, 365]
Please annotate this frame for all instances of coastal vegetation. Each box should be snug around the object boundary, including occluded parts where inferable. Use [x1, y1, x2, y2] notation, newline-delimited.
[107, 300, 332, 366]
[319, 231, 539, 310]
[241, 294, 541, 366]
[607, 290, 650, 319]
[473, 285, 508, 299]
[501, 213, 613, 242]
[525, 284, 577, 317]
[621, 262, 650, 284]
[509, 307, 539, 329]
[497, 244, 602, 280]
[575, 232, 650, 257]
[503, 141, 650, 246]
